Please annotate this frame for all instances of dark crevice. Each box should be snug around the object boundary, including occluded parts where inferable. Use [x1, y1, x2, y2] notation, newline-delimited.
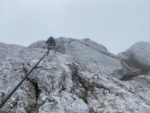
[76, 76, 89, 104]
[120, 71, 145, 81]
[119, 60, 144, 81]
[22, 63, 41, 101]
[70, 64, 89, 104]
[27, 78, 41, 113]
[71, 65, 111, 104]
[67, 63, 87, 104]
[120, 73, 137, 81]
[27, 78, 41, 101]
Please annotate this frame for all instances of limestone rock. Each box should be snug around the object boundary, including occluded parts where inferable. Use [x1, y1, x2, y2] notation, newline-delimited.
[118, 41, 150, 87]
[0, 42, 88, 113]
[38, 92, 89, 113]
[77, 71, 150, 113]
[28, 40, 47, 49]
[118, 41, 150, 74]
[29, 37, 125, 79]
[131, 75, 150, 89]
[0, 40, 150, 113]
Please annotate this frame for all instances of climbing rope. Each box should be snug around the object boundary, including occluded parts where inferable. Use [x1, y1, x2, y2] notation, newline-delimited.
[0, 49, 49, 109]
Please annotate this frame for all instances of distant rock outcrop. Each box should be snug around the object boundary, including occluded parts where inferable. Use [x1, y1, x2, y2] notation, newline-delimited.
[0, 39, 150, 113]
[118, 41, 150, 88]
[118, 42, 150, 73]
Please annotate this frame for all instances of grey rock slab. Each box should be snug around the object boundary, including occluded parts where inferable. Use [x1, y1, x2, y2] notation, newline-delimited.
[1, 40, 150, 113]
[131, 75, 150, 89]
[29, 38, 125, 79]
[77, 71, 150, 113]
[38, 92, 89, 113]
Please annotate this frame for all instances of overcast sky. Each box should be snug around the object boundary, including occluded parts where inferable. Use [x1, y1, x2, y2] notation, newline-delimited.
[0, 0, 150, 54]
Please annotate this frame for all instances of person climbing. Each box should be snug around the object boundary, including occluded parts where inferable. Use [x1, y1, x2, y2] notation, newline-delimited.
[46, 36, 56, 55]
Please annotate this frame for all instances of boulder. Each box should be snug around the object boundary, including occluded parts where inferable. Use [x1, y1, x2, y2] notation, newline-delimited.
[118, 41, 150, 74]
[118, 41, 150, 96]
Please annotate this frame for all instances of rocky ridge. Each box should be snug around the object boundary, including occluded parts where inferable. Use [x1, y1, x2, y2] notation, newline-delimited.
[0, 38, 150, 113]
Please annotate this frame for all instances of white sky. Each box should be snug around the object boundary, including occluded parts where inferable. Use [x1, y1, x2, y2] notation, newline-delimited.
[0, 0, 150, 54]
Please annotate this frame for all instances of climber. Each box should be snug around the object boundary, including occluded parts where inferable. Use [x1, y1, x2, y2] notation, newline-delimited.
[46, 36, 56, 55]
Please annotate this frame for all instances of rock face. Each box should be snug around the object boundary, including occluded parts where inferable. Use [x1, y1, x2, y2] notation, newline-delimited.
[29, 38, 126, 79]
[118, 42, 150, 73]
[0, 39, 150, 113]
[118, 41, 150, 87]
[131, 75, 150, 89]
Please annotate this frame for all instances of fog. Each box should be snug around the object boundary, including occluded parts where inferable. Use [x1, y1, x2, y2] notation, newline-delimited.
[0, 0, 150, 54]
